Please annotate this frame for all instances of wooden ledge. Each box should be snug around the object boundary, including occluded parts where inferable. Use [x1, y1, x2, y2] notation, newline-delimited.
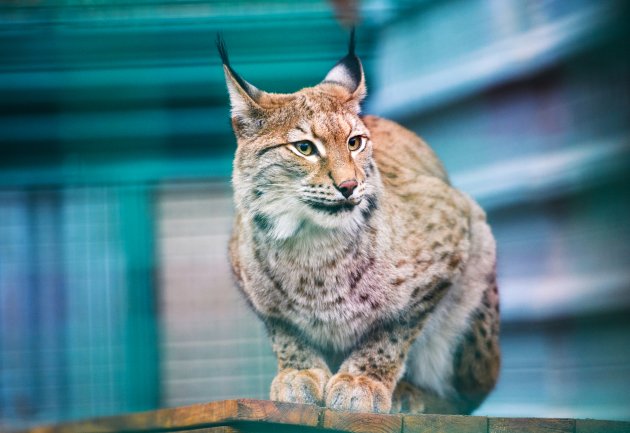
[17, 399, 630, 433]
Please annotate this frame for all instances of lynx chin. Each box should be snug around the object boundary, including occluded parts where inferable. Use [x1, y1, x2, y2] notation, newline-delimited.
[218, 31, 500, 414]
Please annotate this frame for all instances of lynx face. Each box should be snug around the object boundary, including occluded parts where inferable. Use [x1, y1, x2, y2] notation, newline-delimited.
[220, 37, 380, 238]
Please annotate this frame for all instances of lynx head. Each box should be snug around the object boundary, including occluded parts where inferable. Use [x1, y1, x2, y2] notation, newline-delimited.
[219, 31, 380, 240]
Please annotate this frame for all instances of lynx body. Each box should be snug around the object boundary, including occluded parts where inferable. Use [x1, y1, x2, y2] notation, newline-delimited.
[220, 34, 500, 414]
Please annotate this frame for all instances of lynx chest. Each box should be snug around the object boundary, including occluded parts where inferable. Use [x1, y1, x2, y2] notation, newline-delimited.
[242, 234, 406, 351]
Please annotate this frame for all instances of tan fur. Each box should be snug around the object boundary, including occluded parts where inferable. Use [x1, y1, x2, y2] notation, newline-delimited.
[222, 45, 499, 414]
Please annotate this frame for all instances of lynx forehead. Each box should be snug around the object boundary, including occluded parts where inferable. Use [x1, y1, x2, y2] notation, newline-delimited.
[220, 31, 500, 415]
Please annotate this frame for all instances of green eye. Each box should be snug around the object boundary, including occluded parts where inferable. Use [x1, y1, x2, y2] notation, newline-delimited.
[294, 140, 315, 156]
[348, 135, 364, 151]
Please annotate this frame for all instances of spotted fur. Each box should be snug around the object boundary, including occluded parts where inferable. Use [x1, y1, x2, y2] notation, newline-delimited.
[221, 35, 499, 414]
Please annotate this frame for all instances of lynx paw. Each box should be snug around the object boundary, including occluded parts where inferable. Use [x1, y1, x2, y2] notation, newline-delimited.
[391, 380, 426, 414]
[325, 373, 392, 413]
[270, 368, 330, 405]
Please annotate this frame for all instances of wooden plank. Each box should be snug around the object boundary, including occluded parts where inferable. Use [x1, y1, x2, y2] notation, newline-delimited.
[322, 409, 402, 433]
[576, 419, 630, 433]
[404, 414, 487, 433]
[186, 428, 242, 433]
[20, 399, 630, 433]
[489, 417, 574, 433]
[236, 399, 322, 427]
[24, 400, 320, 433]
[27, 400, 239, 433]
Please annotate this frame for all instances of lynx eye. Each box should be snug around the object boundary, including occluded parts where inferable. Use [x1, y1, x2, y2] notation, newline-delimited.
[293, 140, 316, 156]
[348, 135, 365, 152]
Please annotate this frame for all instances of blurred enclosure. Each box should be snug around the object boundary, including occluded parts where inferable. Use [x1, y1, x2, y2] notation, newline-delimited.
[1, 0, 629, 428]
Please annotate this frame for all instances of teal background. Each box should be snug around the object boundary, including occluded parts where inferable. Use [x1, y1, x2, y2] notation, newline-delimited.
[1, 0, 629, 428]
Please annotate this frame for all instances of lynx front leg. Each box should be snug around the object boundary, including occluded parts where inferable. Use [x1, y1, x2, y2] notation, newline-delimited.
[325, 326, 412, 413]
[266, 320, 331, 405]
[325, 280, 452, 413]
[325, 321, 425, 413]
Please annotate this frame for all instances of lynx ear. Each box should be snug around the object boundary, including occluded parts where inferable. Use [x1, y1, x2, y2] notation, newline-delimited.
[217, 34, 265, 124]
[322, 29, 366, 107]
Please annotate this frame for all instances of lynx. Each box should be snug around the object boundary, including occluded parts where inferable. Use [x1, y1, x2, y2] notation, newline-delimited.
[219, 32, 500, 414]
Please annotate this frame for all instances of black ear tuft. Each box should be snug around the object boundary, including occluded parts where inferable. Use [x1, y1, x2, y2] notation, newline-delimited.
[216, 33, 259, 101]
[216, 33, 230, 67]
[344, 27, 361, 86]
[348, 27, 356, 57]
[322, 28, 362, 94]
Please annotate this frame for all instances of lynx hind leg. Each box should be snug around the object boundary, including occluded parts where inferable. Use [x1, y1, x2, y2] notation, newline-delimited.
[391, 380, 425, 414]
[392, 380, 463, 414]
[394, 280, 500, 415]
[452, 276, 501, 414]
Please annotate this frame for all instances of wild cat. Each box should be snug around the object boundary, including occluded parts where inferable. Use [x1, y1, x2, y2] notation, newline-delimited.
[218, 32, 500, 414]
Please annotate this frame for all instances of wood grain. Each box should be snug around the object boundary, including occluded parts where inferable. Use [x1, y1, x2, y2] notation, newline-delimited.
[236, 399, 321, 427]
[576, 419, 630, 433]
[404, 414, 487, 433]
[489, 417, 574, 433]
[18, 399, 630, 433]
[186, 428, 242, 433]
[27, 400, 240, 433]
[23, 399, 322, 433]
[322, 409, 402, 433]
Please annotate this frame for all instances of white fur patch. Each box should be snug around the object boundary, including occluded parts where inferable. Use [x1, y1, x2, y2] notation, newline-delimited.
[272, 212, 303, 240]
[324, 63, 356, 91]
[312, 139, 327, 157]
[287, 145, 319, 163]
[224, 69, 259, 119]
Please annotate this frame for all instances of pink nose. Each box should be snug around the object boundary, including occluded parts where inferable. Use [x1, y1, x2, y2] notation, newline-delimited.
[337, 180, 358, 199]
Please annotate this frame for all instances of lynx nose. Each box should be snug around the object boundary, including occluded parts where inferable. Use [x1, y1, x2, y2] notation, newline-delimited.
[336, 179, 358, 199]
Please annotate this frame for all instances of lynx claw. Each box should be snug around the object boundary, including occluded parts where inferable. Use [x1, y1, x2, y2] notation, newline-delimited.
[270, 368, 330, 405]
[325, 373, 392, 413]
